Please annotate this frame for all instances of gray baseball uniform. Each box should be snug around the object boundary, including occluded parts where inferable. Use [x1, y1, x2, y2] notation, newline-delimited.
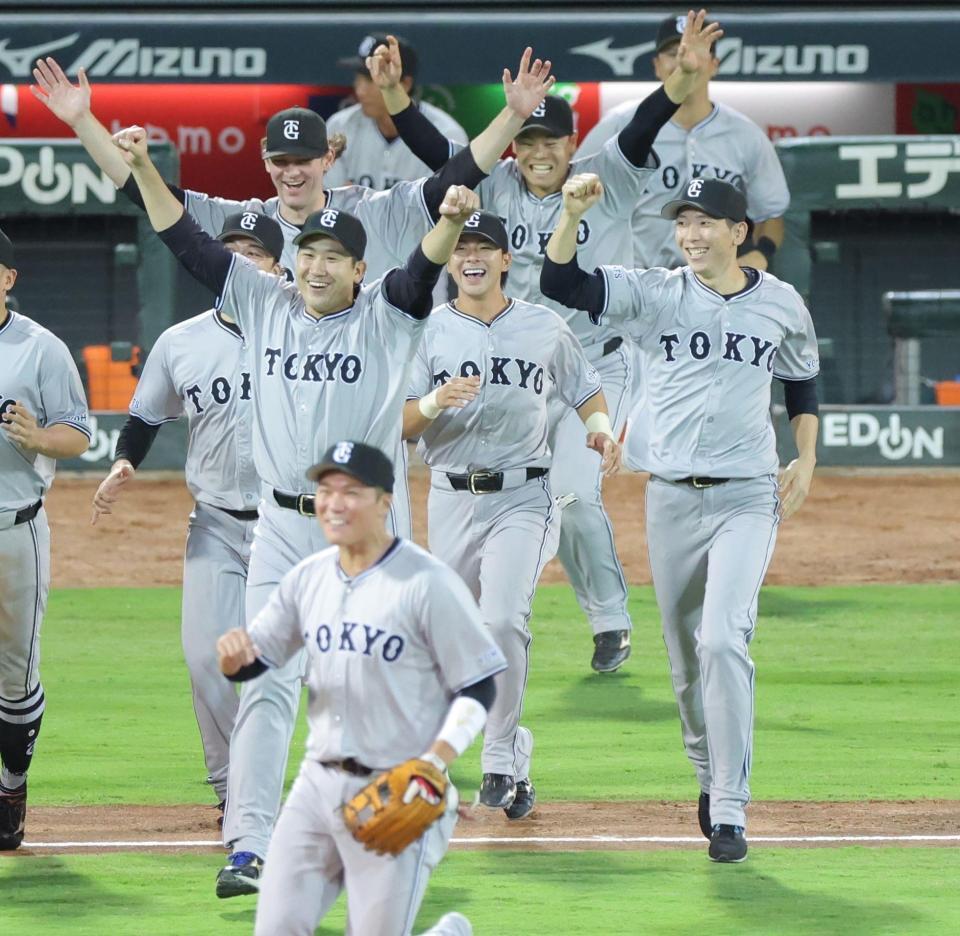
[0, 310, 89, 790]
[409, 298, 601, 779]
[213, 254, 429, 860]
[128, 308, 259, 802]
[595, 262, 819, 827]
[249, 539, 506, 936]
[324, 101, 468, 190]
[577, 101, 791, 474]
[472, 140, 654, 637]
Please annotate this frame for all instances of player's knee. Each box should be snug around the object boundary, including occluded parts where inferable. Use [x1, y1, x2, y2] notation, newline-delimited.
[697, 629, 746, 665]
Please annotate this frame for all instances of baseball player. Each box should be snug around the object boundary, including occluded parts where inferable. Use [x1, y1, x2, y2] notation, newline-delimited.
[324, 33, 468, 190]
[89, 212, 285, 821]
[402, 210, 621, 818]
[218, 440, 503, 936]
[542, 174, 820, 862]
[0, 227, 91, 850]
[379, 12, 720, 673]
[576, 14, 789, 273]
[115, 120, 489, 894]
[31, 49, 554, 541]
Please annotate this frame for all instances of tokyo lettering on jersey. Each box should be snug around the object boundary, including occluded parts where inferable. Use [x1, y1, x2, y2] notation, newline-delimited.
[408, 299, 601, 473]
[248, 538, 507, 767]
[0, 312, 90, 511]
[129, 309, 259, 512]
[324, 101, 468, 191]
[595, 265, 818, 479]
[577, 102, 790, 268]
[217, 255, 427, 494]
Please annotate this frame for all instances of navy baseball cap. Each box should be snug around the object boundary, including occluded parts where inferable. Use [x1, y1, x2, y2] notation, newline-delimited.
[307, 441, 395, 492]
[517, 96, 574, 139]
[661, 178, 747, 223]
[263, 107, 329, 160]
[0, 227, 14, 269]
[338, 33, 419, 81]
[293, 208, 367, 261]
[655, 14, 719, 54]
[218, 212, 284, 262]
[459, 211, 509, 253]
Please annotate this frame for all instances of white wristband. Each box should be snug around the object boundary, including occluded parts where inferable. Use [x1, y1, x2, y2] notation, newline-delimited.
[418, 388, 443, 420]
[434, 694, 488, 757]
[584, 411, 614, 438]
[419, 750, 448, 774]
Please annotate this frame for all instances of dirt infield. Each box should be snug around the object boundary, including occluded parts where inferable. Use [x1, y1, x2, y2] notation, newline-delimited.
[47, 466, 960, 588]
[12, 800, 960, 855]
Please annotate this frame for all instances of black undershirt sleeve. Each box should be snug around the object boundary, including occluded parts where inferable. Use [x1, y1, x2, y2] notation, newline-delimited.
[420, 146, 486, 220]
[383, 245, 444, 320]
[156, 212, 234, 296]
[225, 659, 268, 683]
[540, 254, 607, 320]
[391, 103, 452, 172]
[121, 175, 187, 211]
[616, 85, 678, 168]
[779, 375, 820, 419]
[113, 415, 161, 469]
[457, 673, 497, 711]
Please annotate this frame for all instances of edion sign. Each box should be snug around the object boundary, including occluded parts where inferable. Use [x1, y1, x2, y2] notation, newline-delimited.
[0, 144, 115, 205]
[822, 412, 944, 461]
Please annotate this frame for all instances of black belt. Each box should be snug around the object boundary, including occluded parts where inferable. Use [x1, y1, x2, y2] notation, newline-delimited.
[273, 489, 316, 516]
[212, 504, 259, 522]
[676, 477, 731, 489]
[14, 500, 42, 525]
[602, 336, 624, 356]
[321, 757, 374, 777]
[446, 466, 548, 495]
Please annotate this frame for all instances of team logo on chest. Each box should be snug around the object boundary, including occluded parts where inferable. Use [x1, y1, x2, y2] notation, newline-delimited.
[510, 219, 591, 256]
[433, 356, 546, 394]
[263, 348, 363, 384]
[309, 621, 405, 662]
[658, 329, 778, 371]
[169, 372, 252, 415]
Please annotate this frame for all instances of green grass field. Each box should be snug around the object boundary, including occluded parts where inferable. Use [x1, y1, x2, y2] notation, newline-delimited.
[2, 583, 958, 934]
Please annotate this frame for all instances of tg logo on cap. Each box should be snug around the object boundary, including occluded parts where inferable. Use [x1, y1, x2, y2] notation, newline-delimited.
[283, 120, 301, 141]
[240, 212, 259, 231]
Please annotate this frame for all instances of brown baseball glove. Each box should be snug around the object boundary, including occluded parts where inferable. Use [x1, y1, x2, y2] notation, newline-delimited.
[342, 757, 448, 856]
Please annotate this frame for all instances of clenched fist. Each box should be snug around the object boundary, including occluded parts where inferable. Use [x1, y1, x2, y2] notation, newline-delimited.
[561, 173, 604, 217]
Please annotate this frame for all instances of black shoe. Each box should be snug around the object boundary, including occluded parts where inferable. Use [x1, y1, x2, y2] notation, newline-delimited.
[216, 851, 264, 898]
[479, 773, 516, 809]
[0, 783, 27, 851]
[708, 824, 747, 863]
[504, 779, 536, 820]
[591, 630, 631, 673]
[698, 792, 711, 840]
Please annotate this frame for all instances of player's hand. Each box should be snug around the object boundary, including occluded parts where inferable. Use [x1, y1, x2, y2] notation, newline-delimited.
[29, 57, 92, 127]
[0, 402, 43, 452]
[367, 35, 403, 90]
[112, 126, 150, 168]
[676, 9, 724, 76]
[436, 375, 482, 409]
[502, 47, 557, 119]
[778, 456, 815, 521]
[217, 628, 261, 676]
[587, 432, 622, 477]
[90, 459, 135, 525]
[438, 185, 480, 224]
[562, 173, 604, 217]
[738, 249, 769, 272]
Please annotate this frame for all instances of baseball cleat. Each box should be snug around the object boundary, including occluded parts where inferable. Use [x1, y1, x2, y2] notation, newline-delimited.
[215, 851, 264, 898]
[708, 824, 748, 863]
[478, 773, 517, 809]
[591, 629, 631, 673]
[698, 792, 712, 840]
[425, 911, 473, 935]
[0, 783, 27, 850]
[504, 779, 536, 820]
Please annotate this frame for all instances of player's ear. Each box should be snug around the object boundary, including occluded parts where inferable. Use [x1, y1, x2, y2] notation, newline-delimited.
[501, 251, 512, 274]
[353, 259, 367, 283]
[732, 220, 749, 246]
[1, 266, 17, 290]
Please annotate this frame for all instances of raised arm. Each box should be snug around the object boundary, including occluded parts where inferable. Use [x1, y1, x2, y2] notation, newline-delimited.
[383, 185, 481, 318]
[541, 174, 608, 316]
[113, 127, 232, 296]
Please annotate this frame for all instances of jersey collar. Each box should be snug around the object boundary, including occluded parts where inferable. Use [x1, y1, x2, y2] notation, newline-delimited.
[446, 298, 516, 328]
[687, 266, 764, 304]
[213, 308, 244, 339]
[336, 537, 403, 584]
[0, 308, 13, 336]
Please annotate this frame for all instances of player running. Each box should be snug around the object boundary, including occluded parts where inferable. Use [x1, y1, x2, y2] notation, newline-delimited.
[403, 211, 621, 819]
[542, 173, 819, 862]
[89, 212, 285, 823]
[0, 227, 91, 850]
[218, 441, 501, 936]
[375, 13, 721, 673]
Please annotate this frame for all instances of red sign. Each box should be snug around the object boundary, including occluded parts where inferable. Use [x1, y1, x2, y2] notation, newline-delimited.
[1, 83, 349, 198]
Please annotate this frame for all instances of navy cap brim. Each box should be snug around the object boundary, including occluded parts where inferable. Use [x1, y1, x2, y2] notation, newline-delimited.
[660, 199, 742, 222]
